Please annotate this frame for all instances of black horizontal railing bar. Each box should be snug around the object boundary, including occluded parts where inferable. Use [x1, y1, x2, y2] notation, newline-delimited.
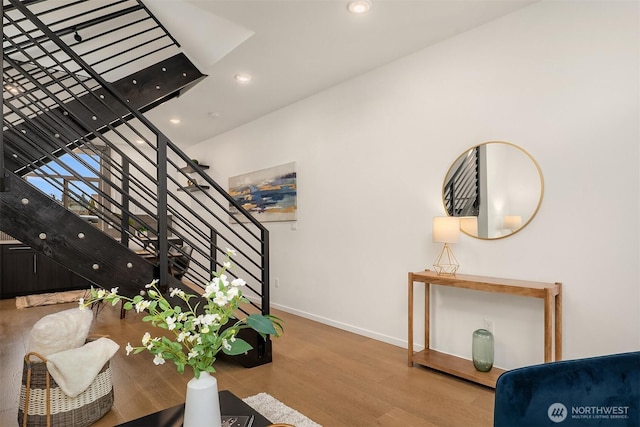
[162, 188, 261, 280]
[97, 42, 175, 78]
[9, 75, 95, 112]
[43, 1, 136, 31]
[166, 155, 259, 232]
[15, 0, 182, 52]
[164, 185, 265, 277]
[3, 3, 144, 55]
[90, 35, 171, 71]
[159, 175, 265, 283]
[5, 0, 99, 18]
[4, 62, 91, 97]
[3, 61, 97, 117]
[72, 18, 159, 58]
[165, 207, 211, 248]
[166, 171, 263, 264]
[4, 2, 140, 43]
[2, 0, 48, 12]
[137, 0, 180, 48]
[166, 148, 265, 231]
[72, 14, 152, 46]
[15, 24, 167, 83]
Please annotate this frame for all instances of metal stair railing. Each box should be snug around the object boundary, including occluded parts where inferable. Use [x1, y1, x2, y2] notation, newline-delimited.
[2, 0, 270, 320]
[444, 146, 480, 217]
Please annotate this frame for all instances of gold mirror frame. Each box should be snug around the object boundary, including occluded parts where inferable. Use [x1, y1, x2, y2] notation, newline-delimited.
[442, 141, 544, 240]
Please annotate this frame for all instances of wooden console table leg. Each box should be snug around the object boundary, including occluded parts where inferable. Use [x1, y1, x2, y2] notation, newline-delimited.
[555, 282, 563, 361]
[408, 273, 414, 366]
[424, 282, 430, 355]
[544, 288, 553, 362]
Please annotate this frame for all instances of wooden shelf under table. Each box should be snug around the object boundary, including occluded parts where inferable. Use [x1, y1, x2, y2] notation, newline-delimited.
[412, 349, 505, 388]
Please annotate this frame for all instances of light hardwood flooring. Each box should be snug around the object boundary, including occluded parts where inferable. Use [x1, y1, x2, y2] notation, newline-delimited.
[0, 298, 495, 426]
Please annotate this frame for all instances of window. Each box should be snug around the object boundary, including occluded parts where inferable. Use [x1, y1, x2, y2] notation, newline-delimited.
[26, 149, 102, 220]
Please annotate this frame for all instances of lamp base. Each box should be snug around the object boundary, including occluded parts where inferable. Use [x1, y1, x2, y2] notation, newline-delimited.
[433, 243, 459, 276]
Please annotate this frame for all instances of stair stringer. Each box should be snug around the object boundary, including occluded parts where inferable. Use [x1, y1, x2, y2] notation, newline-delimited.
[0, 171, 154, 297]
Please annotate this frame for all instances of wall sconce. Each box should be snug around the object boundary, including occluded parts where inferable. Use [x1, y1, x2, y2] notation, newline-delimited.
[503, 215, 522, 232]
[433, 216, 460, 275]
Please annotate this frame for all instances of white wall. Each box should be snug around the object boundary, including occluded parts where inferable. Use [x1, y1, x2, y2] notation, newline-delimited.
[186, 0, 639, 369]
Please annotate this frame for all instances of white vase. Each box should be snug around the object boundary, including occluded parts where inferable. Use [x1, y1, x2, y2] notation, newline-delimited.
[183, 371, 222, 427]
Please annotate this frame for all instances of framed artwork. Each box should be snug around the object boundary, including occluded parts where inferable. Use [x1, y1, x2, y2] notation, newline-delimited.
[228, 162, 297, 223]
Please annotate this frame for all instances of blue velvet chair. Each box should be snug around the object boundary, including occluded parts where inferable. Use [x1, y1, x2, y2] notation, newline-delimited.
[494, 351, 640, 427]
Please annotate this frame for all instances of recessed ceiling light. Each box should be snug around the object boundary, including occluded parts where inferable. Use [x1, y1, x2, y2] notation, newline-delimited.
[347, 0, 371, 14]
[169, 118, 181, 124]
[234, 73, 252, 84]
[135, 139, 145, 145]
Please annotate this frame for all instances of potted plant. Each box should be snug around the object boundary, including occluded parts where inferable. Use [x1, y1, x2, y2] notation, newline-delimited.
[80, 248, 282, 427]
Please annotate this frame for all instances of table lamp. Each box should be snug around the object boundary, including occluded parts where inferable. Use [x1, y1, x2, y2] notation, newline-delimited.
[433, 216, 460, 275]
[503, 215, 522, 232]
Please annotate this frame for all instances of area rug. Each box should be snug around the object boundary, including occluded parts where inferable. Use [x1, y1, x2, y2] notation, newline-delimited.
[243, 393, 322, 427]
[16, 289, 90, 309]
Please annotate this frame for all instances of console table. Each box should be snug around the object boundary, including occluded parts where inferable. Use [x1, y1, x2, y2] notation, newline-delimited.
[408, 270, 562, 388]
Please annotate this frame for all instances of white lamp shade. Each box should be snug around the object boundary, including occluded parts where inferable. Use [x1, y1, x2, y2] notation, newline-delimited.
[460, 216, 478, 235]
[433, 216, 460, 243]
[503, 215, 522, 230]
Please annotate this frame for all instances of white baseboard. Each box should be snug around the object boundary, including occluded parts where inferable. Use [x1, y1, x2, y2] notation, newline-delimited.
[270, 301, 408, 349]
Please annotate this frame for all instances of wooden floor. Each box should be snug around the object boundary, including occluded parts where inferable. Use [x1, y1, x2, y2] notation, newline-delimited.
[0, 298, 495, 426]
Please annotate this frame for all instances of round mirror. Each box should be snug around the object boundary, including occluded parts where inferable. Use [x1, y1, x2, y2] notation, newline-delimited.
[442, 141, 543, 239]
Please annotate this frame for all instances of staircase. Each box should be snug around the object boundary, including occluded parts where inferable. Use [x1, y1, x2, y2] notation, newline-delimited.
[0, 0, 272, 367]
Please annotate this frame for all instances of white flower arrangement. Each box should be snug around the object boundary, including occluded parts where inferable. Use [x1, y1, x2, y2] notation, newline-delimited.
[80, 248, 282, 378]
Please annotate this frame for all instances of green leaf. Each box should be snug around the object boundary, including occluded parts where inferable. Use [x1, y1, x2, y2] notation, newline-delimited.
[246, 314, 278, 335]
[123, 301, 133, 310]
[142, 315, 154, 322]
[223, 338, 253, 355]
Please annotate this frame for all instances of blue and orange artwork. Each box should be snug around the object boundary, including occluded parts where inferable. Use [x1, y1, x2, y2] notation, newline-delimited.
[228, 162, 297, 223]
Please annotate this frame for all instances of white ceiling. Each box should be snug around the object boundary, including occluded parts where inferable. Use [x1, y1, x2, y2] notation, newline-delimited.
[143, 0, 538, 147]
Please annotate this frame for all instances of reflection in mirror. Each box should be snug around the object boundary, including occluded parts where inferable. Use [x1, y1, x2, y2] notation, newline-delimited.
[442, 141, 543, 239]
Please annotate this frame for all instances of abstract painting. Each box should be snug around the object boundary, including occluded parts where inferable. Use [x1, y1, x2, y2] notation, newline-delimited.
[228, 162, 297, 223]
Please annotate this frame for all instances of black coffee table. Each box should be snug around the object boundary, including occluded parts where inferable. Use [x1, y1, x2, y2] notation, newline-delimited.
[115, 390, 273, 426]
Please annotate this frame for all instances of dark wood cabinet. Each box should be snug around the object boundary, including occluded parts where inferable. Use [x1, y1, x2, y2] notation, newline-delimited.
[0, 243, 92, 298]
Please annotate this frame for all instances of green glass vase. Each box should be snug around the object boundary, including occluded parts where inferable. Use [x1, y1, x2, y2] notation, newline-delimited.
[472, 329, 494, 372]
